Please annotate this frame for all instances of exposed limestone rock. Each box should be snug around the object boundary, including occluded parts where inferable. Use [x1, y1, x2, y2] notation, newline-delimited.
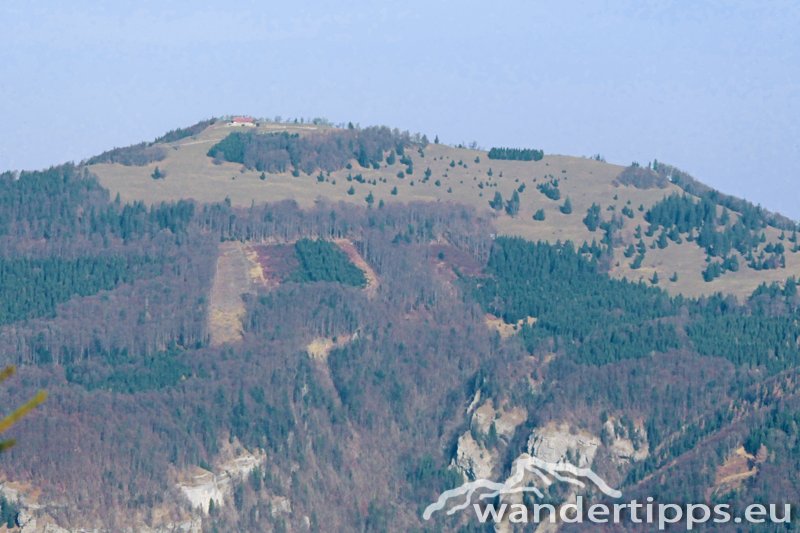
[467, 418, 648, 533]
[0, 482, 201, 533]
[0, 481, 67, 533]
[602, 418, 649, 463]
[176, 438, 266, 513]
[471, 400, 527, 440]
[269, 496, 292, 517]
[17, 508, 35, 529]
[452, 400, 528, 481]
[498, 408, 527, 440]
[755, 443, 768, 464]
[33, 524, 70, 533]
[466, 389, 482, 415]
[176, 466, 226, 514]
[471, 401, 496, 434]
[452, 432, 497, 480]
[528, 422, 600, 468]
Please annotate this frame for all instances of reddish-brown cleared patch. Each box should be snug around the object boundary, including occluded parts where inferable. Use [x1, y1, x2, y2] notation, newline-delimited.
[251, 244, 299, 286]
[428, 243, 484, 278]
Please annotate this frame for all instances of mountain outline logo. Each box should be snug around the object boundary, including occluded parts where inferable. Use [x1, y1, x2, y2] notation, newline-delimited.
[423, 452, 621, 520]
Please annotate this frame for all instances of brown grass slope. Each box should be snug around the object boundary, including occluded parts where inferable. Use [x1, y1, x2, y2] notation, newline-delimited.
[89, 119, 800, 299]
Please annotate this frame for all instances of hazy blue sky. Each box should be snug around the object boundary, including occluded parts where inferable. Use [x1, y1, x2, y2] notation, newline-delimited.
[1, 1, 798, 218]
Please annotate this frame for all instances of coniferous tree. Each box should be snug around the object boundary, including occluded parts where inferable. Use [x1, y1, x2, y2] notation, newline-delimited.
[583, 203, 602, 231]
[489, 191, 504, 211]
[505, 191, 520, 216]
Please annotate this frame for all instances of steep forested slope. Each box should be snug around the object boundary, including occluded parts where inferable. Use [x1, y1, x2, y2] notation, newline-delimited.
[0, 122, 799, 531]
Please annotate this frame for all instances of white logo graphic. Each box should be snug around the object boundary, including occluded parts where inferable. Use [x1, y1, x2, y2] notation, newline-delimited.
[423, 452, 621, 520]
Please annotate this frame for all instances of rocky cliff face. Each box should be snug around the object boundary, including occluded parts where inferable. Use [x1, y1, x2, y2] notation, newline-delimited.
[0, 437, 268, 532]
[0, 478, 201, 533]
[452, 400, 527, 480]
[601, 417, 649, 464]
[175, 438, 267, 513]
[527, 423, 601, 467]
[449, 409, 650, 533]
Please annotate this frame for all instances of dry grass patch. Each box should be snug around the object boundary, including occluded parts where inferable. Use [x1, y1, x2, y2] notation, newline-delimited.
[307, 332, 357, 361]
[707, 445, 765, 499]
[89, 123, 800, 299]
[484, 314, 536, 338]
[207, 242, 257, 346]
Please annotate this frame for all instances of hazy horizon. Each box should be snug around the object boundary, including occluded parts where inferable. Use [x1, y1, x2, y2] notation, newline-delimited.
[1, 1, 797, 219]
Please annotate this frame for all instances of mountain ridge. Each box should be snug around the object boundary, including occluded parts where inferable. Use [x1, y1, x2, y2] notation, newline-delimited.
[83, 117, 800, 299]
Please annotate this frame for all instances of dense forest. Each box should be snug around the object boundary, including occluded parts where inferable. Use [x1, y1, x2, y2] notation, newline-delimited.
[1, 157, 800, 531]
[0, 255, 160, 325]
[487, 147, 544, 161]
[207, 126, 418, 174]
[474, 237, 799, 369]
[290, 239, 366, 286]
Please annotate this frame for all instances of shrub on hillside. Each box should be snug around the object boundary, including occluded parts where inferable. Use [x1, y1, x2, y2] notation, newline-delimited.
[86, 143, 166, 166]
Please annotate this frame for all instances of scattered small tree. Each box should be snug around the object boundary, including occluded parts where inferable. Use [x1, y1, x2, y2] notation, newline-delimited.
[489, 191, 504, 211]
[583, 203, 601, 231]
[505, 190, 520, 216]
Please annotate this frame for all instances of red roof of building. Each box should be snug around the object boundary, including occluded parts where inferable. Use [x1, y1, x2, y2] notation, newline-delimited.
[232, 116, 255, 123]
